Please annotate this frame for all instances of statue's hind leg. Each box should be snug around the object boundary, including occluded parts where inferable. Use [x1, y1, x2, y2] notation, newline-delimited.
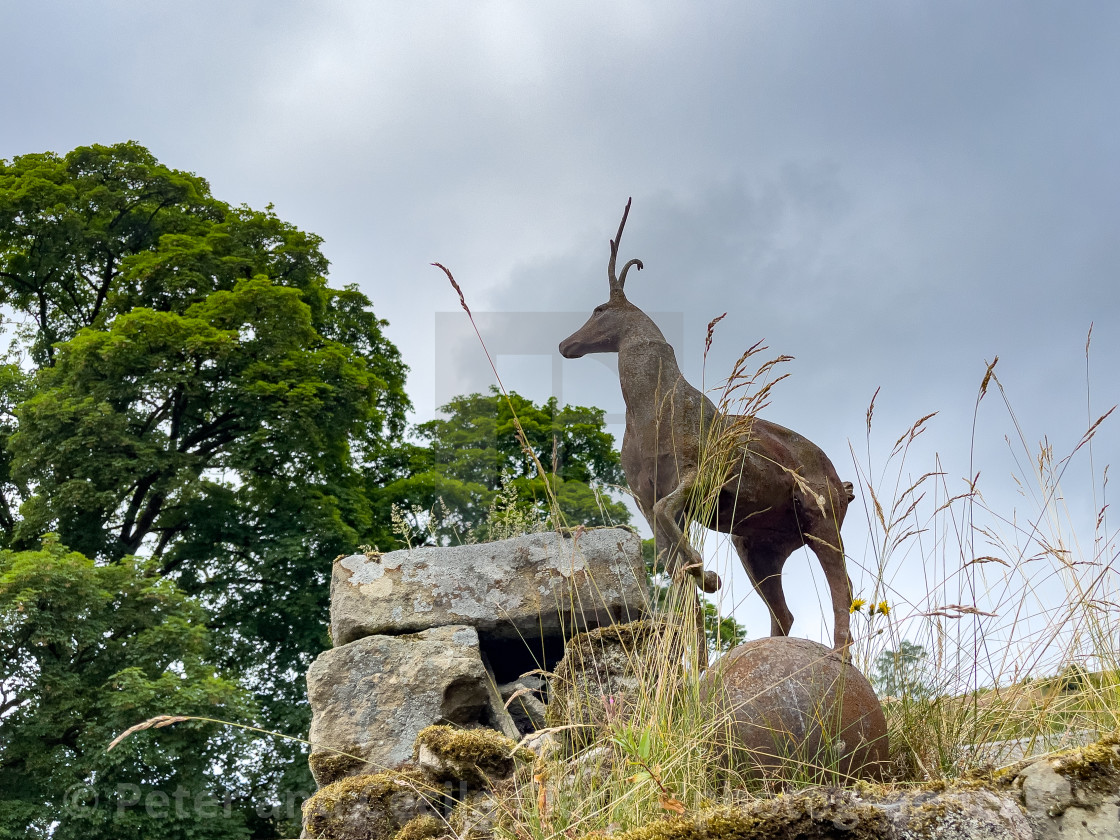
[807, 530, 853, 654]
[731, 535, 793, 637]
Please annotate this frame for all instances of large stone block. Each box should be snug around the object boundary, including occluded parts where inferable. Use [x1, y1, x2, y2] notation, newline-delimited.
[306, 625, 492, 786]
[330, 528, 646, 649]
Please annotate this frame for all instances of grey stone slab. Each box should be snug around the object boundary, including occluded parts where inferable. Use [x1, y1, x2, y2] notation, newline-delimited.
[330, 527, 646, 647]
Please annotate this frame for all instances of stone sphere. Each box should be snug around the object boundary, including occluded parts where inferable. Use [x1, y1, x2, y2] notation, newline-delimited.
[700, 636, 889, 782]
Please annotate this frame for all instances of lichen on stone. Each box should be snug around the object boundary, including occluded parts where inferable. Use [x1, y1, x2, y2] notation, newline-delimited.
[902, 798, 954, 836]
[1047, 729, 1120, 793]
[449, 787, 509, 840]
[587, 794, 892, 840]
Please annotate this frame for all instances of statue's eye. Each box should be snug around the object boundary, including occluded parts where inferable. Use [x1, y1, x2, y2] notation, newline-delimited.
[594, 306, 605, 314]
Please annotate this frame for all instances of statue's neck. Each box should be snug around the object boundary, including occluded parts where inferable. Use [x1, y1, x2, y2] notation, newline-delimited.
[617, 338, 685, 411]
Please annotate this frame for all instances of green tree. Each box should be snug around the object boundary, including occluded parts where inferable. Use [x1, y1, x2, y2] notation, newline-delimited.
[872, 641, 931, 699]
[0, 536, 252, 840]
[382, 389, 631, 543]
[0, 142, 410, 836]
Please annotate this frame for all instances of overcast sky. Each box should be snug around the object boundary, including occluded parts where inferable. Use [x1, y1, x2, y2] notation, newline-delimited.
[5, 2, 1117, 659]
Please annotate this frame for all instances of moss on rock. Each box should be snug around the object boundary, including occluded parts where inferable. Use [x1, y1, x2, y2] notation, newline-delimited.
[590, 794, 892, 840]
[302, 770, 439, 840]
[573, 781, 1040, 840]
[413, 725, 532, 786]
[309, 749, 368, 787]
[546, 618, 682, 733]
[1046, 729, 1120, 793]
[392, 814, 447, 840]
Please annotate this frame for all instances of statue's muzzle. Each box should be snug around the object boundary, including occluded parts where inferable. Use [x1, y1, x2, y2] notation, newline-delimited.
[558, 335, 583, 359]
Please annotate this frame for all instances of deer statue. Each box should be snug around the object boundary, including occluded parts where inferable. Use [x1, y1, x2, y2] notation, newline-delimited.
[558, 200, 856, 652]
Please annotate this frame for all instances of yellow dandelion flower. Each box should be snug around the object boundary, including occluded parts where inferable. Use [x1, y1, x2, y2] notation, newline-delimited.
[849, 598, 866, 614]
[876, 600, 891, 616]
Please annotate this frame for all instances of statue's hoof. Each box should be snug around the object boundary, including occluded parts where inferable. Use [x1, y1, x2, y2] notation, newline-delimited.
[681, 562, 722, 593]
[701, 569, 722, 593]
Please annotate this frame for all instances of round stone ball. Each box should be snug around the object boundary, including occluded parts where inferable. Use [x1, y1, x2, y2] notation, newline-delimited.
[700, 636, 889, 783]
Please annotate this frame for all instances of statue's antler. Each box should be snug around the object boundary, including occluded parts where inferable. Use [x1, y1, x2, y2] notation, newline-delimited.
[608, 198, 643, 294]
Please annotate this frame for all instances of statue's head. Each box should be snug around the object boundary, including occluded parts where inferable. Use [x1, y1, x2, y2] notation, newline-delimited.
[558, 198, 648, 358]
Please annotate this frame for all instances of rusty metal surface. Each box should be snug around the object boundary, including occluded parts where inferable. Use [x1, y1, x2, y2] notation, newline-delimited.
[700, 636, 889, 782]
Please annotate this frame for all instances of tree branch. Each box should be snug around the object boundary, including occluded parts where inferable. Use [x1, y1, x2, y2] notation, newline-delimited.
[89, 254, 117, 324]
[179, 412, 241, 453]
[0, 694, 27, 717]
[118, 473, 160, 549]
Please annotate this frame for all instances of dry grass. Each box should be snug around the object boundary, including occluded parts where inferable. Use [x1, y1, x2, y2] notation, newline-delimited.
[846, 346, 1118, 780]
[496, 334, 1118, 840]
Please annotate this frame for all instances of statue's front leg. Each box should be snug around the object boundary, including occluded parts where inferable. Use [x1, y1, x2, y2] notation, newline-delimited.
[651, 470, 721, 593]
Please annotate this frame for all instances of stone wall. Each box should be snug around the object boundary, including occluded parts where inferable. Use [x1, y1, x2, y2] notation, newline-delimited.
[305, 527, 647, 786]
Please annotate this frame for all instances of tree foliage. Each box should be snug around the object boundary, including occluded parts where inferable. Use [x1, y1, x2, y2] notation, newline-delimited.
[0, 142, 410, 836]
[872, 641, 932, 699]
[0, 536, 253, 840]
[382, 389, 631, 543]
[0, 142, 751, 836]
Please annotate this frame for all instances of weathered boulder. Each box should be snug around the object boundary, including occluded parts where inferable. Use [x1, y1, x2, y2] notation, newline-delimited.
[1014, 732, 1120, 839]
[307, 625, 491, 786]
[330, 529, 646, 653]
[700, 636, 889, 783]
